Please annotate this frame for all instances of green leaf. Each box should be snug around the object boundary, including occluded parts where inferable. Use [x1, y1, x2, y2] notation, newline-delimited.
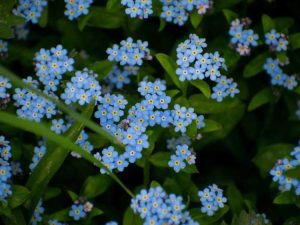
[253, 143, 294, 177]
[175, 96, 190, 107]
[123, 207, 143, 225]
[201, 119, 222, 133]
[190, 206, 229, 224]
[44, 187, 61, 201]
[106, 0, 123, 12]
[82, 174, 112, 198]
[91, 60, 115, 81]
[190, 11, 203, 29]
[186, 120, 198, 138]
[182, 164, 199, 174]
[149, 152, 171, 167]
[166, 89, 180, 98]
[48, 208, 70, 222]
[243, 52, 268, 78]
[8, 185, 31, 209]
[273, 191, 300, 205]
[156, 53, 185, 91]
[25, 102, 95, 211]
[290, 33, 300, 50]
[88, 132, 109, 148]
[190, 80, 211, 98]
[38, 6, 48, 28]
[150, 181, 161, 188]
[0, 23, 13, 39]
[67, 190, 78, 201]
[159, 18, 166, 32]
[273, 17, 294, 31]
[262, 14, 275, 32]
[78, 13, 93, 31]
[222, 9, 238, 23]
[285, 166, 300, 179]
[248, 87, 273, 111]
[88, 207, 103, 218]
[6, 15, 26, 26]
[276, 51, 288, 64]
[78, 7, 125, 30]
[189, 94, 241, 114]
[227, 184, 244, 214]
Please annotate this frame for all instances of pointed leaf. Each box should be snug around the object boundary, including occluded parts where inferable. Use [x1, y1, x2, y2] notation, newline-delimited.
[190, 80, 211, 98]
[248, 87, 273, 111]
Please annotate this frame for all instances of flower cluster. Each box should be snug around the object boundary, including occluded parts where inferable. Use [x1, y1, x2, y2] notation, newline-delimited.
[172, 104, 197, 133]
[106, 38, 151, 66]
[69, 198, 93, 221]
[30, 200, 45, 225]
[29, 141, 47, 172]
[270, 141, 300, 195]
[13, 77, 57, 122]
[0, 40, 8, 56]
[64, 0, 94, 20]
[263, 58, 298, 90]
[104, 65, 138, 89]
[131, 187, 199, 225]
[93, 78, 206, 173]
[14, 0, 47, 24]
[228, 18, 259, 55]
[168, 144, 196, 172]
[229, 18, 259, 55]
[0, 75, 12, 99]
[211, 76, 239, 102]
[176, 34, 226, 81]
[122, 0, 153, 19]
[61, 68, 101, 105]
[265, 29, 289, 52]
[198, 184, 227, 216]
[0, 136, 13, 201]
[34, 45, 74, 92]
[161, 0, 211, 26]
[176, 34, 239, 101]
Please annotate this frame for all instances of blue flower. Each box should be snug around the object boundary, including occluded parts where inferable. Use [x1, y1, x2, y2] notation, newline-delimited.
[107, 38, 150, 66]
[198, 184, 227, 216]
[69, 204, 86, 220]
[131, 187, 199, 224]
[14, 0, 48, 24]
[168, 155, 186, 172]
[64, 0, 94, 20]
[0, 76, 12, 98]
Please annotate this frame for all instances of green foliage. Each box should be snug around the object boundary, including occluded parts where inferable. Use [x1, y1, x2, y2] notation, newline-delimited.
[156, 53, 186, 91]
[0, 1, 300, 224]
[248, 87, 273, 111]
[0, 0, 25, 39]
[243, 52, 269, 78]
[190, 206, 229, 224]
